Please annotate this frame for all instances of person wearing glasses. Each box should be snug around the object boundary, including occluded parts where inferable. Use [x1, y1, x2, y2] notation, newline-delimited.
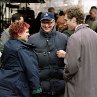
[28, 12, 68, 97]
[0, 22, 42, 97]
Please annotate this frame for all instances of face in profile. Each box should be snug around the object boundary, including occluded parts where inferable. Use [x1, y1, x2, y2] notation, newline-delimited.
[56, 16, 68, 31]
[9, 22, 30, 41]
[90, 9, 97, 19]
[64, 14, 75, 31]
[41, 19, 55, 32]
[18, 29, 29, 41]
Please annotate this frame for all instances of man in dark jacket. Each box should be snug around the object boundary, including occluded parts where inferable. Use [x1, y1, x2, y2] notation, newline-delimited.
[28, 12, 68, 97]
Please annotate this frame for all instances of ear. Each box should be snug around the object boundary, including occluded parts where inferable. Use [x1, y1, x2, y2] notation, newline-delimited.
[52, 20, 55, 26]
[18, 33, 22, 37]
[72, 17, 76, 23]
[15, 20, 19, 22]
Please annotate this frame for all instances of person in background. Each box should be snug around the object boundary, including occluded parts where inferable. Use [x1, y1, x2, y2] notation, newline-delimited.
[0, 22, 42, 97]
[48, 7, 58, 21]
[85, 6, 97, 32]
[56, 15, 73, 37]
[28, 12, 68, 97]
[1, 13, 24, 45]
[57, 6, 97, 97]
[32, 12, 42, 34]
[59, 10, 64, 16]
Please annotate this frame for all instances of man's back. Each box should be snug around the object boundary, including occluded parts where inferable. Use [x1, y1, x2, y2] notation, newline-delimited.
[64, 24, 97, 97]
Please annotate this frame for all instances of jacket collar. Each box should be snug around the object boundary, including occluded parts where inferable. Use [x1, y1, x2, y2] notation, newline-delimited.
[40, 27, 56, 38]
[18, 39, 36, 49]
[75, 24, 89, 33]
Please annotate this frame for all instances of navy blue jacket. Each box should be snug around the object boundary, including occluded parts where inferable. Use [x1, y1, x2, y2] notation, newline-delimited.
[0, 39, 41, 97]
[28, 28, 68, 95]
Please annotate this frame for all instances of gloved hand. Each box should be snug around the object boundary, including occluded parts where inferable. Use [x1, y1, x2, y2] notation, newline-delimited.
[32, 87, 42, 94]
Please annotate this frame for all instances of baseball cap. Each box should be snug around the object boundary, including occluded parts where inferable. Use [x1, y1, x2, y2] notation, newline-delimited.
[40, 12, 54, 21]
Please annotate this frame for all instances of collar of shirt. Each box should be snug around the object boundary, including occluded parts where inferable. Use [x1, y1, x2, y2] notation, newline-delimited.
[75, 24, 83, 31]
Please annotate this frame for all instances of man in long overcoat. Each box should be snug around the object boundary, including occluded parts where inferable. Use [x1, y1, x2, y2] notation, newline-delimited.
[57, 6, 97, 97]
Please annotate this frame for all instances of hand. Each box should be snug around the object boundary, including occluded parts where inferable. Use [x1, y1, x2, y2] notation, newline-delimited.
[56, 50, 66, 58]
[32, 87, 42, 94]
